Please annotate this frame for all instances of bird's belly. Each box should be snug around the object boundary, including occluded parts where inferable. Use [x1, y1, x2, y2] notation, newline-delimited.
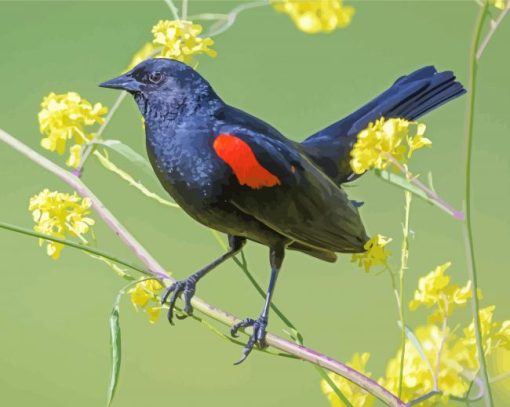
[155, 175, 286, 247]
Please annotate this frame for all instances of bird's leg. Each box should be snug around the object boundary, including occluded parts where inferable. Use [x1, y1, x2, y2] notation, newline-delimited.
[162, 235, 245, 324]
[231, 244, 285, 364]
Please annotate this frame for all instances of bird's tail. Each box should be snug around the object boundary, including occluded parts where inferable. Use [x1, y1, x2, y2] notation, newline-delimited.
[301, 66, 466, 184]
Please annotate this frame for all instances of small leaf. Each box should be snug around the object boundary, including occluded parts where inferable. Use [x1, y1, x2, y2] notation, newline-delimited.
[427, 171, 436, 193]
[375, 169, 429, 201]
[398, 322, 435, 377]
[97, 140, 153, 175]
[106, 294, 123, 407]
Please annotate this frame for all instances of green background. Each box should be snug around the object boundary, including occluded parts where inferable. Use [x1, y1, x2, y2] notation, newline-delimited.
[0, 1, 509, 406]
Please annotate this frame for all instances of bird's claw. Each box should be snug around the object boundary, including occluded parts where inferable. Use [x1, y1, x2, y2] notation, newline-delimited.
[231, 316, 268, 364]
[161, 276, 197, 324]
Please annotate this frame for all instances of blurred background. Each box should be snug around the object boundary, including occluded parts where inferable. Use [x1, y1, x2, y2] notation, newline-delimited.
[0, 1, 509, 406]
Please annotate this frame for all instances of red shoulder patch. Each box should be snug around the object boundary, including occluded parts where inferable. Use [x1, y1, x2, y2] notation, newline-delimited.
[213, 134, 281, 189]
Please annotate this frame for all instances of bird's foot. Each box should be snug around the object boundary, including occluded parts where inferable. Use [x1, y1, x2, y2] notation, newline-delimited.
[161, 276, 197, 324]
[231, 315, 268, 365]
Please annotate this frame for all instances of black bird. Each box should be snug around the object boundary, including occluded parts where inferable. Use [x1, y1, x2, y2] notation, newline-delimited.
[100, 59, 465, 363]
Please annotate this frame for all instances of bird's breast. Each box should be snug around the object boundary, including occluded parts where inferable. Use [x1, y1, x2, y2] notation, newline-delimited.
[145, 130, 230, 210]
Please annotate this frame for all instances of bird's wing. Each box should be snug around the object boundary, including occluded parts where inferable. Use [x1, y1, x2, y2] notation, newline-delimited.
[212, 126, 368, 253]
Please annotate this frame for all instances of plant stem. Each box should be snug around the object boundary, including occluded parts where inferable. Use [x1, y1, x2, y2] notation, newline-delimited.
[0, 127, 406, 407]
[93, 150, 180, 208]
[76, 91, 128, 176]
[463, 2, 493, 406]
[205, 1, 270, 37]
[382, 154, 464, 221]
[317, 366, 354, 407]
[0, 221, 145, 277]
[181, 0, 188, 20]
[163, 0, 180, 20]
[397, 191, 412, 398]
[476, 1, 510, 60]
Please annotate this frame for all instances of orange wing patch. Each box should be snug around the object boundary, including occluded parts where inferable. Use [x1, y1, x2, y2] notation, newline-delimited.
[213, 134, 281, 189]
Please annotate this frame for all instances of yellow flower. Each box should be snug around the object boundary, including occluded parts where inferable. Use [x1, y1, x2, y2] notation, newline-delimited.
[409, 262, 473, 323]
[495, 321, 510, 350]
[350, 118, 430, 174]
[38, 92, 107, 167]
[151, 20, 216, 64]
[65, 144, 82, 168]
[129, 279, 165, 323]
[125, 42, 159, 72]
[407, 124, 431, 158]
[130, 283, 151, 308]
[273, 0, 355, 34]
[379, 325, 470, 404]
[491, 0, 508, 10]
[321, 353, 375, 407]
[146, 306, 162, 324]
[351, 234, 392, 272]
[462, 305, 500, 355]
[29, 189, 95, 259]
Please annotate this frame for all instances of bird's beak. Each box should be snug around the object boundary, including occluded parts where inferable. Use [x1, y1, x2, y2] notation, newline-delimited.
[99, 74, 141, 92]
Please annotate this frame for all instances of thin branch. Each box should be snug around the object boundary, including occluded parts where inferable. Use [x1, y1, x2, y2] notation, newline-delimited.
[406, 390, 441, 406]
[0, 127, 405, 407]
[93, 150, 180, 209]
[76, 91, 128, 176]
[476, 2, 510, 60]
[382, 154, 465, 221]
[397, 191, 412, 398]
[181, 0, 188, 20]
[204, 1, 269, 37]
[0, 220, 146, 277]
[434, 296, 449, 390]
[463, 2, 494, 406]
[163, 0, 180, 20]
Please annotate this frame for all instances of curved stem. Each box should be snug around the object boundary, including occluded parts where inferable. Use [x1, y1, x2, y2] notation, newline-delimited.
[381, 154, 464, 220]
[0, 221, 146, 277]
[76, 91, 128, 176]
[163, 0, 179, 20]
[397, 191, 412, 398]
[463, 2, 493, 406]
[476, 2, 510, 60]
[205, 1, 270, 37]
[0, 127, 405, 407]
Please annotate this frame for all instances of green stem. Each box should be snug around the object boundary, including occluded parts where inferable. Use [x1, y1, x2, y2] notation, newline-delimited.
[317, 366, 354, 407]
[163, 0, 180, 20]
[0, 221, 147, 277]
[463, 2, 493, 406]
[76, 91, 128, 175]
[397, 191, 412, 398]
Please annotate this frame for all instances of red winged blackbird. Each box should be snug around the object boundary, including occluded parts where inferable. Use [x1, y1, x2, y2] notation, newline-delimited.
[100, 59, 465, 363]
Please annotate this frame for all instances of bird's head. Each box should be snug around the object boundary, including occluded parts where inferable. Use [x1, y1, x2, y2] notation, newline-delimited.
[99, 58, 216, 119]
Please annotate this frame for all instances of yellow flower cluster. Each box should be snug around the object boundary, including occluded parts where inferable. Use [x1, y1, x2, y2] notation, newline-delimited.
[409, 262, 473, 323]
[130, 279, 164, 324]
[321, 353, 374, 407]
[322, 263, 510, 406]
[38, 92, 107, 168]
[350, 118, 431, 175]
[29, 189, 95, 259]
[351, 234, 392, 273]
[153, 20, 216, 64]
[126, 20, 216, 71]
[379, 325, 467, 405]
[273, 0, 355, 34]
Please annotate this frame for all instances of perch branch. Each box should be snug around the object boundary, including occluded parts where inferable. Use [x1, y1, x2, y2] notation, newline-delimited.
[0, 127, 406, 406]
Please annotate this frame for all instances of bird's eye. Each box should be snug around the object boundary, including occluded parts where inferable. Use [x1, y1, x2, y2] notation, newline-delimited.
[148, 71, 163, 84]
